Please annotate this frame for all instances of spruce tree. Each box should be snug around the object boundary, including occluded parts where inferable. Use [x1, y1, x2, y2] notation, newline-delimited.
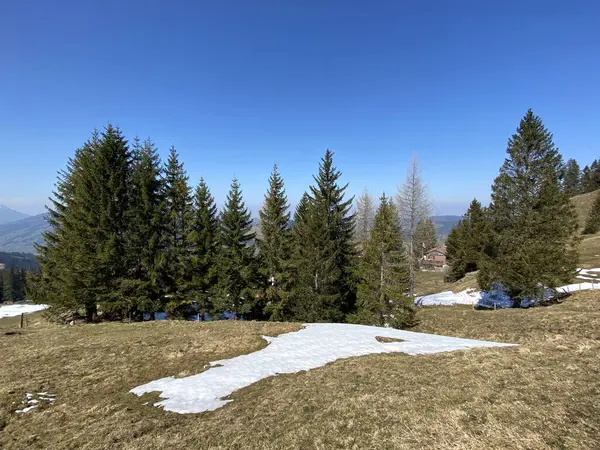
[162, 146, 193, 314]
[3, 268, 14, 302]
[122, 137, 166, 319]
[86, 125, 132, 316]
[188, 177, 219, 319]
[583, 191, 600, 234]
[258, 165, 292, 321]
[290, 150, 356, 322]
[479, 110, 579, 302]
[214, 178, 257, 319]
[29, 141, 93, 318]
[563, 158, 581, 195]
[355, 194, 413, 328]
[31, 126, 132, 321]
[445, 199, 490, 281]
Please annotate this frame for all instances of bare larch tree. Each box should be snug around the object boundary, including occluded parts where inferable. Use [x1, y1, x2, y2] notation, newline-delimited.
[396, 155, 431, 297]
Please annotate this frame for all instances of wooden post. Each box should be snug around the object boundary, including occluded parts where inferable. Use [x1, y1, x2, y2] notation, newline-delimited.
[20, 313, 24, 329]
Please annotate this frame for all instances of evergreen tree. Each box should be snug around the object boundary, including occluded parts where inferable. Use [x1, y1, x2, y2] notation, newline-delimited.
[30, 126, 132, 321]
[354, 187, 375, 246]
[290, 150, 356, 322]
[0, 273, 4, 303]
[583, 191, 600, 234]
[479, 110, 579, 302]
[445, 199, 490, 281]
[258, 165, 292, 321]
[581, 160, 600, 193]
[162, 146, 193, 314]
[3, 268, 14, 302]
[121, 137, 166, 319]
[563, 158, 581, 195]
[85, 125, 132, 316]
[214, 178, 257, 319]
[188, 177, 219, 319]
[413, 218, 438, 262]
[355, 194, 413, 328]
[29, 140, 92, 318]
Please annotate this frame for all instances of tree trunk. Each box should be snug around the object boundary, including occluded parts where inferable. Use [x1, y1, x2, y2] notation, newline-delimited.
[86, 304, 97, 323]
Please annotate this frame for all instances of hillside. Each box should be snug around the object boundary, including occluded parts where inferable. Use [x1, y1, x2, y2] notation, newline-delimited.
[0, 214, 48, 254]
[572, 189, 600, 268]
[0, 205, 29, 225]
[572, 189, 598, 229]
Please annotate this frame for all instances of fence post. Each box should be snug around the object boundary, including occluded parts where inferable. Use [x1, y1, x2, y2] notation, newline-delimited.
[20, 313, 24, 329]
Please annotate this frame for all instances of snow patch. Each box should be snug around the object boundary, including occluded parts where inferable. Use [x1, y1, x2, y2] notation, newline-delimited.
[0, 304, 47, 319]
[415, 289, 481, 306]
[130, 323, 515, 414]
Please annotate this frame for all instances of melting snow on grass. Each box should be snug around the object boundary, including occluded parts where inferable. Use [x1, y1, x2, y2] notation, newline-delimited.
[415, 268, 600, 307]
[0, 304, 47, 319]
[130, 323, 515, 414]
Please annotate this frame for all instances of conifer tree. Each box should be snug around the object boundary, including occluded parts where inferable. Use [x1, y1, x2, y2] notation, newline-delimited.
[188, 177, 219, 319]
[563, 158, 581, 195]
[354, 187, 375, 246]
[162, 146, 193, 314]
[355, 194, 413, 328]
[581, 161, 600, 193]
[29, 141, 92, 318]
[3, 268, 14, 302]
[214, 178, 257, 319]
[290, 150, 356, 322]
[30, 127, 133, 320]
[258, 165, 292, 320]
[121, 137, 166, 319]
[413, 218, 438, 262]
[583, 191, 600, 234]
[479, 110, 579, 302]
[86, 125, 133, 316]
[445, 199, 490, 281]
[0, 274, 4, 303]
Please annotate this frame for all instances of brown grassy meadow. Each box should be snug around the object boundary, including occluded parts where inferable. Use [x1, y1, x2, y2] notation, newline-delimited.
[2, 290, 599, 449]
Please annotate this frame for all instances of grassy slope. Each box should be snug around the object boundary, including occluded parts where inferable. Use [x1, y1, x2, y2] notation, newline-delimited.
[573, 189, 600, 268]
[2, 293, 600, 450]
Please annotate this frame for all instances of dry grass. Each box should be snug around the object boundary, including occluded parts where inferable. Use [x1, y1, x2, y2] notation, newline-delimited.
[2, 292, 600, 449]
[572, 189, 598, 230]
[415, 269, 479, 296]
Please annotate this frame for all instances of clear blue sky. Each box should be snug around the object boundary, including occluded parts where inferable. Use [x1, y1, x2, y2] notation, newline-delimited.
[1, 0, 599, 215]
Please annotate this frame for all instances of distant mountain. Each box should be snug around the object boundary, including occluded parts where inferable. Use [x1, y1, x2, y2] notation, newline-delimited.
[0, 205, 29, 224]
[0, 213, 49, 254]
[431, 215, 462, 240]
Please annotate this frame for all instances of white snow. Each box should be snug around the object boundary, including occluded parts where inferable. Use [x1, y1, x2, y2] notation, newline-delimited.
[0, 304, 47, 319]
[557, 282, 600, 293]
[130, 323, 515, 414]
[16, 405, 38, 413]
[415, 289, 481, 306]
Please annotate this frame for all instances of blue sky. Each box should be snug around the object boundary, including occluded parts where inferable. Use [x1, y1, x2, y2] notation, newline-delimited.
[1, 0, 599, 215]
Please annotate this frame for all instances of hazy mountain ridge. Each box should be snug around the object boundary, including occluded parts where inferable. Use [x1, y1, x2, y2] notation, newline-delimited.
[0, 213, 49, 254]
[431, 215, 462, 241]
[0, 205, 30, 224]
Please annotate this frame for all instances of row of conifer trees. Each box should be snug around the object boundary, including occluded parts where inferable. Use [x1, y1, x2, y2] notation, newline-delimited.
[29, 128, 415, 326]
[30, 109, 582, 320]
